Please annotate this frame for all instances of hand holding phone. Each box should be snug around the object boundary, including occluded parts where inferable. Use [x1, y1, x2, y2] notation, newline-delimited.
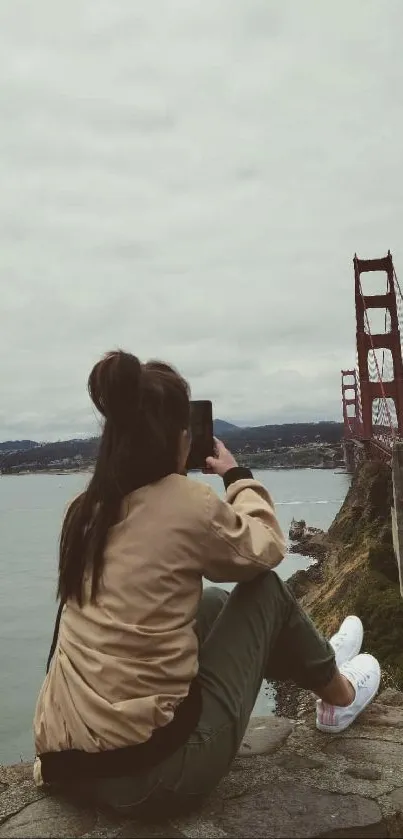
[205, 438, 238, 477]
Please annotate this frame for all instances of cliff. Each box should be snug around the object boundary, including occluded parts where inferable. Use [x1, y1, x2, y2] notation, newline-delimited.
[288, 460, 403, 691]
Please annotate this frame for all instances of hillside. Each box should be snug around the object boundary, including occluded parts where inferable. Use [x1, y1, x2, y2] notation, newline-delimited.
[221, 421, 343, 450]
[0, 420, 344, 474]
[0, 440, 37, 453]
[288, 460, 403, 688]
[0, 437, 99, 473]
[213, 419, 238, 435]
[0, 420, 235, 457]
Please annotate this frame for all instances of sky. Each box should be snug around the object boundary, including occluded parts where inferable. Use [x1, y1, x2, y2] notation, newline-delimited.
[1, 0, 403, 441]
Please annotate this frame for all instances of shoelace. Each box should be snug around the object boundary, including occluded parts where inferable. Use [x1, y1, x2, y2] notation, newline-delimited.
[354, 673, 371, 689]
[332, 633, 347, 650]
[333, 624, 355, 645]
[343, 666, 371, 690]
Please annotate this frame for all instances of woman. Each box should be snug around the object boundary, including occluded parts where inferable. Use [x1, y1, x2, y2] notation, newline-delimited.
[33, 350, 381, 815]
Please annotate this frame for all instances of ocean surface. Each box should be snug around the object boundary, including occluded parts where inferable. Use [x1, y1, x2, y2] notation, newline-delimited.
[0, 468, 350, 764]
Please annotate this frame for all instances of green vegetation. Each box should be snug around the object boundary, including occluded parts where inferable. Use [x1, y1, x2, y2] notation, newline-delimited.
[237, 443, 342, 470]
[0, 438, 99, 474]
[355, 570, 403, 683]
[301, 461, 403, 690]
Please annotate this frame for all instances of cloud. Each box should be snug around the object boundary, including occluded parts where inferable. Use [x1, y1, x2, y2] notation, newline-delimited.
[0, 0, 402, 439]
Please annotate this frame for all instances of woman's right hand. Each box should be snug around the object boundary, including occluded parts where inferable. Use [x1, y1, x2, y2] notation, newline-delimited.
[205, 438, 238, 478]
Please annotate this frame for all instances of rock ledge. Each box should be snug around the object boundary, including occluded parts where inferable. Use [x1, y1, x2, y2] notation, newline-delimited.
[2, 690, 403, 838]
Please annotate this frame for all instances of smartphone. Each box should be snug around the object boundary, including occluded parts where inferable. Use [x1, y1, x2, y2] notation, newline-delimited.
[187, 400, 214, 471]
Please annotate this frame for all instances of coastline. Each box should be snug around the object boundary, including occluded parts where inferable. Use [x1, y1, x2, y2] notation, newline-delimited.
[275, 461, 403, 717]
[0, 467, 91, 477]
[1, 463, 347, 477]
[1, 437, 344, 476]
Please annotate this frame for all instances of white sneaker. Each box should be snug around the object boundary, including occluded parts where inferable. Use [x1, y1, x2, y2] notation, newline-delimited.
[316, 653, 381, 733]
[329, 615, 364, 667]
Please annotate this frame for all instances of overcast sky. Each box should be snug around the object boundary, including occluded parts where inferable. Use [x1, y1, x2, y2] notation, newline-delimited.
[0, 0, 402, 440]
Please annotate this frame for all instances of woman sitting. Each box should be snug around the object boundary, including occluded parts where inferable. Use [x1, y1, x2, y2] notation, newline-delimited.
[33, 350, 381, 815]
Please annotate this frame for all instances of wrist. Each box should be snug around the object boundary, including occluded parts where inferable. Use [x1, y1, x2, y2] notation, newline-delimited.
[223, 466, 254, 489]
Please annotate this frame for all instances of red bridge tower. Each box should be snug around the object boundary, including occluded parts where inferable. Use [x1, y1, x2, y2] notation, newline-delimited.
[354, 252, 403, 442]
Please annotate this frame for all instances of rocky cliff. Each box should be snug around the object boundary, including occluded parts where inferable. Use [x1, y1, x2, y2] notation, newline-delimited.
[289, 460, 403, 690]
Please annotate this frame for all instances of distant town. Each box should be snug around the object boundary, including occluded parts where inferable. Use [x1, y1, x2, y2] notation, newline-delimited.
[0, 420, 345, 474]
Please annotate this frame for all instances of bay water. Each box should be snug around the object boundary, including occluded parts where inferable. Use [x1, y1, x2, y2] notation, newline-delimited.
[0, 468, 350, 764]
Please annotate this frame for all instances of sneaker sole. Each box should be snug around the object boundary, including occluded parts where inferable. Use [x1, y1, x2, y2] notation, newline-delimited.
[316, 677, 380, 734]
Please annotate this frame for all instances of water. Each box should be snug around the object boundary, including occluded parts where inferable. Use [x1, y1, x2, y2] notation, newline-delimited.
[0, 468, 350, 764]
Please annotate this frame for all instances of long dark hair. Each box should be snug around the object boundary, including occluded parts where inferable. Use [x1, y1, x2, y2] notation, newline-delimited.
[57, 350, 190, 606]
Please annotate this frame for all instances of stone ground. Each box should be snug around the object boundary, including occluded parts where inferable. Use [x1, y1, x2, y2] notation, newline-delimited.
[2, 689, 403, 838]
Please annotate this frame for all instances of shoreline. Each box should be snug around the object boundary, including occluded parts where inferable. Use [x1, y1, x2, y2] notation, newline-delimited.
[0, 468, 91, 477]
[1, 464, 347, 477]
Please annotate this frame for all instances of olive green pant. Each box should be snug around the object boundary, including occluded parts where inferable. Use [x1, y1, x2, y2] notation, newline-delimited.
[89, 571, 336, 816]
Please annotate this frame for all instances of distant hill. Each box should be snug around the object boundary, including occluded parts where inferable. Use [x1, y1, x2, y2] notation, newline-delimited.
[0, 421, 343, 474]
[219, 421, 343, 450]
[0, 440, 38, 452]
[0, 437, 99, 472]
[213, 419, 239, 435]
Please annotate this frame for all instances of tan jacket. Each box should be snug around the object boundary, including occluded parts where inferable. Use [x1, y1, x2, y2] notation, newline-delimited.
[34, 473, 286, 754]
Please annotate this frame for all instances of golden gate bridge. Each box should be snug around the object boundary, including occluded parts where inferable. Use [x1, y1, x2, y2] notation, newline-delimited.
[341, 251, 403, 473]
